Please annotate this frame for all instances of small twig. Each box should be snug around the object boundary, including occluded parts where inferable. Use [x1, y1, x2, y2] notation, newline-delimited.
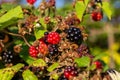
[21, 36, 31, 47]
[3, 30, 31, 47]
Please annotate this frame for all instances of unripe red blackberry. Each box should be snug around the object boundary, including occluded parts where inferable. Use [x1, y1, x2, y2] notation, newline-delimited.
[1, 50, 14, 64]
[29, 46, 39, 57]
[91, 11, 103, 21]
[26, 0, 36, 5]
[38, 41, 48, 55]
[64, 66, 78, 79]
[66, 27, 83, 44]
[47, 32, 60, 44]
[93, 60, 103, 69]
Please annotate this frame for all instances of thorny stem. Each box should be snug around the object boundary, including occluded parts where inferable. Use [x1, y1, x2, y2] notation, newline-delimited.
[3, 30, 31, 47]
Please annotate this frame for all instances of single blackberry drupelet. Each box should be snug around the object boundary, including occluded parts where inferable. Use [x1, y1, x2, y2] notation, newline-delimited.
[2, 50, 14, 64]
[66, 27, 83, 44]
[64, 66, 78, 79]
[48, 44, 58, 56]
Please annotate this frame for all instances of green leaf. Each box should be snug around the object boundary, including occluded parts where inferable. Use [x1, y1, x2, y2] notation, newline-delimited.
[103, 64, 109, 72]
[0, 63, 24, 80]
[33, 9, 40, 16]
[31, 59, 46, 67]
[102, 2, 112, 20]
[39, 18, 47, 29]
[22, 69, 38, 80]
[93, 53, 108, 61]
[51, 74, 59, 80]
[34, 18, 47, 39]
[34, 26, 47, 39]
[0, 6, 23, 29]
[1, 3, 17, 11]
[11, 63, 24, 72]
[89, 64, 96, 71]
[75, 1, 87, 20]
[74, 56, 90, 67]
[84, 0, 90, 6]
[47, 62, 59, 72]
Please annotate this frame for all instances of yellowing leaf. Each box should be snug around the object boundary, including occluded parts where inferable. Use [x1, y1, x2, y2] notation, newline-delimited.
[47, 62, 59, 72]
[75, 1, 86, 21]
[32, 59, 46, 67]
[84, 0, 90, 6]
[23, 70, 38, 80]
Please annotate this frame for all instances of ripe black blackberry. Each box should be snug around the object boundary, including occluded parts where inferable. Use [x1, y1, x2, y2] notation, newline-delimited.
[95, 0, 102, 4]
[58, 75, 68, 80]
[41, 32, 49, 44]
[66, 27, 83, 44]
[1, 50, 14, 64]
[48, 44, 58, 56]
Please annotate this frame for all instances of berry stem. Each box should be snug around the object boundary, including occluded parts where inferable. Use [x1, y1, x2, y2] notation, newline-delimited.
[3, 30, 31, 47]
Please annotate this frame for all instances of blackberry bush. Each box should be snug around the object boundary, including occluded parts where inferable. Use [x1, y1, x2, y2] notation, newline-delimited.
[0, 0, 117, 80]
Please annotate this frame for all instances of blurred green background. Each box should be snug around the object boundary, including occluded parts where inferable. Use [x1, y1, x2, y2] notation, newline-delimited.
[0, 0, 120, 70]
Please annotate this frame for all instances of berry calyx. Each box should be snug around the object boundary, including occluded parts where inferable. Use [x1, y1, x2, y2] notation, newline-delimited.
[47, 32, 60, 44]
[38, 41, 48, 55]
[77, 44, 90, 57]
[64, 66, 78, 79]
[26, 0, 36, 5]
[66, 27, 83, 44]
[91, 11, 103, 21]
[29, 46, 38, 57]
[93, 61, 102, 69]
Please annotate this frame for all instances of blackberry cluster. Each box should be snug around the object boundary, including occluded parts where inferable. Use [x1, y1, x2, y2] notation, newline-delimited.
[64, 66, 78, 79]
[48, 44, 58, 56]
[66, 27, 83, 44]
[1, 50, 14, 64]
